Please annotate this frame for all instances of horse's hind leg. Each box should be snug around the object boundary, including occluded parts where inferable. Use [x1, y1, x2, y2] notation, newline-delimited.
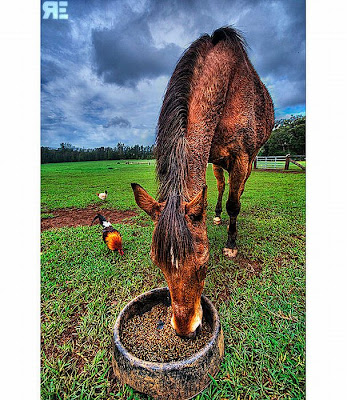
[212, 164, 225, 225]
[223, 155, 253, 258]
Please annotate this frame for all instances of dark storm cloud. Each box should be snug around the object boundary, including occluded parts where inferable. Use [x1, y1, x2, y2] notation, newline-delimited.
[92, 15, 181, 87]
[103, 116, 131, 129]
[236, 0, 306, 108]
[160, 0, 306, 109]
[90, 0, 217, 87]
[90, 0, 305, 106]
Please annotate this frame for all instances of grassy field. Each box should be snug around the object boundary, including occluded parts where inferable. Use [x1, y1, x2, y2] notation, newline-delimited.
[41, 160, 305, 399]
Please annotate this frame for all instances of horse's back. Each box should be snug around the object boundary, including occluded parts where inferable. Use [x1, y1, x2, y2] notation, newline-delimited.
[205, 45, 274, 169]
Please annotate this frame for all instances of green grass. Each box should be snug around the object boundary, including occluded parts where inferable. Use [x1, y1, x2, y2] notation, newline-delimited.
[41, 161, 305, 399]
[41, 160, 157, 212]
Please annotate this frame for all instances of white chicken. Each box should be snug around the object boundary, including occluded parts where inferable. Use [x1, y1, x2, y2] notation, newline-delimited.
[96, 190, 108, 200]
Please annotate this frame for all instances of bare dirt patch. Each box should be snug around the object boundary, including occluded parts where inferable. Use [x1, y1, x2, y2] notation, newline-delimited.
[41, 205, 138, 231]
[210, 253, 263, 304]
[235, 253, 263, 276]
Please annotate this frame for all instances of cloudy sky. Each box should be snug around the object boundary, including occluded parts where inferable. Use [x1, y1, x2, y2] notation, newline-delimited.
[41, 0, 305, 149]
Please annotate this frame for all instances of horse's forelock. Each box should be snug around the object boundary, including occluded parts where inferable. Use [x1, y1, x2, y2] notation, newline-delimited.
[152, 194, 193, 268]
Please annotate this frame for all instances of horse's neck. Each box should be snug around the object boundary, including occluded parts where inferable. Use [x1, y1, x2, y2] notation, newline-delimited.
[185, 127, 214, 199]
[184, 46, 233, 199]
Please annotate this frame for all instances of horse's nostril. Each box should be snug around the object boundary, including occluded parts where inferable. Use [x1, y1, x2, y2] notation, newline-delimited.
[196, 323, 202, 335]
[189, 330, 197, 339]
[176, 328, 199, 340]
[189, 324, 202, 339]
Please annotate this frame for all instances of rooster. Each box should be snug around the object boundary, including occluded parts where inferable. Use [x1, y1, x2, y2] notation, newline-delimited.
[96, 190, 108, 200]
[91, 214, 124, 256]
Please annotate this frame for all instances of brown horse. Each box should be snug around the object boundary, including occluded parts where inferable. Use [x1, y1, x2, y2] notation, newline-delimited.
[131, 27, 274, 337]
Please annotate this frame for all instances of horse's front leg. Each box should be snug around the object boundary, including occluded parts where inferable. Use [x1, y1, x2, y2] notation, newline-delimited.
[212, 164, 225, 225]
[223, 156, 252, 258]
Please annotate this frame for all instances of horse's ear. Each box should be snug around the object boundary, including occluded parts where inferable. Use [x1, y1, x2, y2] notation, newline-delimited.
[185, 186, 207, 218]
[131, 183, 161, 221]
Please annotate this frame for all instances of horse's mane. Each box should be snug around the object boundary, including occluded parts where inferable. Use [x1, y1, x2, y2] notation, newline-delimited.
[154, 27, 247, 267]
[156, 34, 212, 202]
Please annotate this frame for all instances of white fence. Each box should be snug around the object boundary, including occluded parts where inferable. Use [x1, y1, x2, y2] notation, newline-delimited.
[254, 155, 306, 170]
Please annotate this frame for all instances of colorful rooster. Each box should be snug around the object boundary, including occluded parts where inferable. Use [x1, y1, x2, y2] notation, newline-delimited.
[96, 190, 108, 200]
[91, 214, 124, 256]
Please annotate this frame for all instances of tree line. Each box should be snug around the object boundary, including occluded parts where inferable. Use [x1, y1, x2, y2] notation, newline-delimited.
[259, 115, 305, 156]
[41, 116, 305, 163]
[41, 143, 154, 164]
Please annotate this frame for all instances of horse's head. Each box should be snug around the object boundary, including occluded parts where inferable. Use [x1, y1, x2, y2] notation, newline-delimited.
[131, 183, 209, 338]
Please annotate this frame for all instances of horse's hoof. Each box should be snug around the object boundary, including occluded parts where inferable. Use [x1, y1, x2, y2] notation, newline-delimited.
[213, 217, 221, 225]
[223, 247, 238, 258]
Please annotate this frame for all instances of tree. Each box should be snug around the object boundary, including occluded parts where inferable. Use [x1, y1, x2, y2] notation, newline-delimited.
[41, 142, 155, 163]
[259, 116, 305, 156]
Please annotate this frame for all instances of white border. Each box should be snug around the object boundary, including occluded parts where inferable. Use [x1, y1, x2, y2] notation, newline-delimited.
[307, 0, 347, 398]
[2, 0, 347, 398]
[0, 0, 40, 398]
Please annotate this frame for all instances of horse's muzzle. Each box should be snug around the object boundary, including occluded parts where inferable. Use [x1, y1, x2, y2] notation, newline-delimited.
[176, 323, 202, 340]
